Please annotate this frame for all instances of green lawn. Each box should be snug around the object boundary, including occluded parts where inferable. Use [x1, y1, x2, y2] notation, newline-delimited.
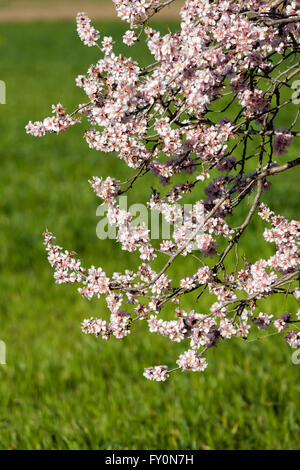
[0, 20, 299, 450]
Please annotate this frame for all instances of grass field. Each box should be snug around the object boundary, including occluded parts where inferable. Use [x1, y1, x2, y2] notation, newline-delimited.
[0, 19, 299, 450]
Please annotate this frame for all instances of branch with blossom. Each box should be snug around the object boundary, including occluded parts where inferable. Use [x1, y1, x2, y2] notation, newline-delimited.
[26, 1, 300, 381]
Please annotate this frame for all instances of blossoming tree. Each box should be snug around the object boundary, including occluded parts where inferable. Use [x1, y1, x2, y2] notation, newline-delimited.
[26, 0, 300, 381]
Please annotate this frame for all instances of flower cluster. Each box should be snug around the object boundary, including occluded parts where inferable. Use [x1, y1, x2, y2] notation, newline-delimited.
[76, 11, 100, 46]
[25, 103, 80, 137]
[176, 350, 208, 372]
[274, 128, 294, 156]
[89, 176, 121, 204]
[239, 88, 269, 118]
[43, 232, 85, 284]
[143, 365, 169, 381]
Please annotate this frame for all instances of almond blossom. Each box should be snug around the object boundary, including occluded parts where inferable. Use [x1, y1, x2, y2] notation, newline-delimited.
[28, 1, 300, 381]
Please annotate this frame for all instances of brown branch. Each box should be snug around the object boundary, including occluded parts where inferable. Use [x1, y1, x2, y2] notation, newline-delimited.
[214, 179, 263, 271]
[260, 157, 300, 177]
[267, 0, 287, 9]
[263, 15, 300, 26]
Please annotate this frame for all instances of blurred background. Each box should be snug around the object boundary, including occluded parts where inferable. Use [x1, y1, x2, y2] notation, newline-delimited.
[0, 0, 299, 450]
[0, 0, 185, 20]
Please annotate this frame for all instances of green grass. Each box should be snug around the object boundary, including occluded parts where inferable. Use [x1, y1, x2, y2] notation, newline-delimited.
[0, 20, 299, 450]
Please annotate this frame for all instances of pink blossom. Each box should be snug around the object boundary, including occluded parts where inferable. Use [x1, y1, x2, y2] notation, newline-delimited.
[143, 365, 169, 382]
[274, 128, 293, 156]
[76, 12, 100, 47]
[177, 350, 208, 372]
[123, 30, 138, 45]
